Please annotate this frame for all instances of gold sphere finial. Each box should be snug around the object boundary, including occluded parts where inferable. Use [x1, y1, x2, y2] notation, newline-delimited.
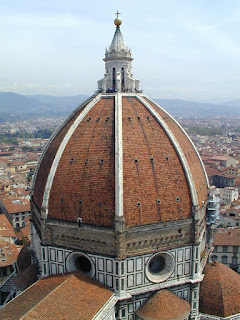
[114, 11, 122, 27]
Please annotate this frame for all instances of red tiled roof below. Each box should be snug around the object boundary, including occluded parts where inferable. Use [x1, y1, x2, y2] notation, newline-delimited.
[0, 272, 114, 320]
[136, 289, 190, 320]
[200, 262, 240, 317]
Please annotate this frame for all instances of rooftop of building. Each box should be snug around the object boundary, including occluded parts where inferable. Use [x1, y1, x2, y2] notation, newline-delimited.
[214, 228, 240, 246]
[0, 195, 30, 214]
[136, 289, 190, 320]
[200, 261, 240, 317]
[0, 272, 114, 320]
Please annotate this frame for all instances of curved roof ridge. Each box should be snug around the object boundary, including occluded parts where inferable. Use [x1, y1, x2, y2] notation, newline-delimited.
[41, 93, 102, 216]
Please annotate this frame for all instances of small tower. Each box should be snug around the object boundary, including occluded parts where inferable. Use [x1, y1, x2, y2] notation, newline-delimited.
[98, 12, 140, 93]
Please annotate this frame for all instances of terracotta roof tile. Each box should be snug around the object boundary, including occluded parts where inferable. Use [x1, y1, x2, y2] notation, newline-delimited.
[0, 272, 114, 320]
[0, 195, 30, 214]
[214, 228, 240, 246]
[122, 97, 192, 226]
[144, 97, 208, 209]
[136, 289, 190, 320]
[200, 262, 240, 317]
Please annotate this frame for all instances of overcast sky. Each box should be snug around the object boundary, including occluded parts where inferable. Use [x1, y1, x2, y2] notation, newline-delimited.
[1, 0, 240, 102]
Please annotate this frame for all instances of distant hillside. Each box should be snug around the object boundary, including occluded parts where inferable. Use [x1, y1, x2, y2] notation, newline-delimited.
[154, 99, 240, 116]
[223, 99, 240, 108]
[27, 94, 89, 113]
[0, 92, 89, 121]
[0, 92, 239, 122]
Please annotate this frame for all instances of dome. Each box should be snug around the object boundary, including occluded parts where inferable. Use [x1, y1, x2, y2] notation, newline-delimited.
[32, 93, 208, 228]
[136, 289, 191, 320]
[200, 261, 240, 317]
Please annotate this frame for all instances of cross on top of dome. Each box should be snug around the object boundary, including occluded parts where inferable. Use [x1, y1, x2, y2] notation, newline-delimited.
[114, 11, 122, 27]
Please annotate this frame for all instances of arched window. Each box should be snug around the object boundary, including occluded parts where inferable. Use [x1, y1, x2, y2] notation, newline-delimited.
[121, 67, 124, 89]
[112, 67, 116, 89]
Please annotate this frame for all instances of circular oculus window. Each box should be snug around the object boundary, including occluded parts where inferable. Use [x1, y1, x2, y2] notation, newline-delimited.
[66, 252, 95, 278]
[145, 252, 175, 283]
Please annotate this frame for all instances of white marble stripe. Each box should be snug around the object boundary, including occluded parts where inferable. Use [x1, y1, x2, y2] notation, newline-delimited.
[115, 93, 124, 217]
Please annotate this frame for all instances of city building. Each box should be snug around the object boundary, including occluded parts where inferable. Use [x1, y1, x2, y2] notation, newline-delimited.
[219, 187, 238, 205]
[211, 228, 240, 273]
[0, 195, 30, 229]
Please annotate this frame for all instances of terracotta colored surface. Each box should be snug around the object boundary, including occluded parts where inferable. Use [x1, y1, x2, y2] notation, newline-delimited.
[136, 289, 190, 320]
[214, 228, 240, 246]
[48, 97, 115, 227]
[122, 97, 192, 227]
[200, 262, 240, 317]
[0, 195, 30, 214]
[0, 272, 114, 320]
[33, 99, 90, 211]
[144, 97, 208, 208]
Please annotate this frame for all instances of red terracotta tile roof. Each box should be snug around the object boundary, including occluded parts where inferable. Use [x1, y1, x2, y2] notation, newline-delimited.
[122, 97, 191, 226]
[0, 272, 114, 320]
[136, 289, 190, 320]
[200, 261, 240, 317]
[214, 228, 240, 246]
[144, 97, 208, 209]
[32, 95, 208, 228]
[32, 99, 91, 211]
[48, 97, 115, 227]
[0, 195, 30, 214]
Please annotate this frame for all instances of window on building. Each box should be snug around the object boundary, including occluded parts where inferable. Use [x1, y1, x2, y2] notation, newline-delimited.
[121, 67, 124, 88]
[222, 246, 228, 253]
[233, 246, 238, 253]
[112, 67, 116, 89]
[232, 256, 238, 265]
[16, 223, 20, 228]
[222, 256, 228, 264]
